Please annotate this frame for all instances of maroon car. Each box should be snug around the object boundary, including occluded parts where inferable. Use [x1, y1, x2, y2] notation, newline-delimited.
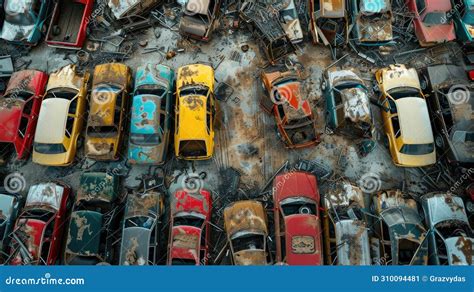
[0, 70, 48, 160]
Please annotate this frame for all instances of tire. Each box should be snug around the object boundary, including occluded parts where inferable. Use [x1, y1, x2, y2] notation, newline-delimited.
[435, 135, 444, 148]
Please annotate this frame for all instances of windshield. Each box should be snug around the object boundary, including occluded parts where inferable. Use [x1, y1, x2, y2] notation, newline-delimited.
[93, 85, 121, 94]
[135, 87, 166, 97]
[281, 199, 317, 216]
[173, 214, 204, 228]
[387, 87, 421, 99]
[34, 143, 66, 154]
[130, 133, 161, 146]
[400, 143, 434, 155]
[5, 0, 36, 26]
[180, 86, 209, 97]
[423, 12, 449, 25]
[281, 8, 297, 21]
[87, 126, 118, 137]
[231, 233, 265, 253]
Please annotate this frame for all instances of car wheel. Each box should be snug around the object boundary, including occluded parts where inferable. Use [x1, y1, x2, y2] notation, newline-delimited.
[435, 135, 444, 148]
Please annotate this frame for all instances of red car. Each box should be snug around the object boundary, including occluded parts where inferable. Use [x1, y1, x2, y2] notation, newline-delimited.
[0, 70, 48, 160]
[406, 0, 456, 46]
[167, 189, 212, 265]
[273, 171, 323, 265]
[8, 182, 71, 265]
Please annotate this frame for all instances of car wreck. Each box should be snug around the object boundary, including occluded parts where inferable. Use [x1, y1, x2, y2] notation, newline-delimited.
[371, 190, 428, 265]
[32, 64, 89, 166]
[167, 188, 211, 265]
[419, 64, 473, 166]
[421, 192, 473, 265]
[64, 172, 121, 265]
[0, 188, 21, 260]
[453, 0, 474, 43]
[179, 0, 220, 41]
[128, 64, 174, 165]
[279, 0, 303, 44]
[8, 182, 71, 265]
[45, 0, 94, 49]
[224, 200, 269, 265]
[349, 0, 394, 46]
[108, 0, 160, 20]
[0, 70, 48, 160]
[119, 191, 163, 265]
[273, 171, 323, 265]
[86, 63, 132, 161]
[323, 181, 371, 265]
[309, 0, 349, 47]
[260, 68, 320, 149]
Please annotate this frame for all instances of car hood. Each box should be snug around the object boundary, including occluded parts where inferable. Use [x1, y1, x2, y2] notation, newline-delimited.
[0, 21, 35, 42]
[233, 250, 267, 266]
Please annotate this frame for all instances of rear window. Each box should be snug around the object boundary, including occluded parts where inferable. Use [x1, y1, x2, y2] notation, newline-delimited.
[179, 140, 207, 157]
[423, 12, 449, 25]
[130, 133, 161, 146]
[400, 143, 434, 155]
[87, 126, 118, 137]
[34, 143, 66, 154]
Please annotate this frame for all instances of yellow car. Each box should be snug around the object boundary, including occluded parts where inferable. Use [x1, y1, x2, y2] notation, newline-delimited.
[33, 65, 89, 166]
[85, 63, 132, 160]
[375, 64, 436, 167]
[175, 64, 215, 160]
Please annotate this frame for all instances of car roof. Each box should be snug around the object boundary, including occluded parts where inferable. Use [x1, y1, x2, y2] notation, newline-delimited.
[131, 95, 162, 135]
[35, 98, 70, 143]
[321, 0, 345, 17]
[26, 183, 65, 211]
[178, 95, 209, 140]
[396, 97, 434, 144]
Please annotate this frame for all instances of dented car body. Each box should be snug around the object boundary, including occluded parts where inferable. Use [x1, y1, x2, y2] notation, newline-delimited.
[422, 193, 473, 265]
[349, 0, 394, 46]
[224, 200, 269, 265]
[86, 63, 132, 161]
[179, 0, 220, 41]
[167, 189, 211, 265]
[261, 69, 320, 149]
[273, 171, 323, 265]
[0, 70, 48, 160]
[323, 181, 371, 265]
[8, 182, 71, 265]
[108, 0, 160, 20]
[309, 0, 349, 47]
[372, 190, 428, 265]
[65, 172, 120, 265]
[33, 64, 89, 166]
[0, 189, 21, 256]
[119, 191, 164, 265]
[128, 64, 174, 165]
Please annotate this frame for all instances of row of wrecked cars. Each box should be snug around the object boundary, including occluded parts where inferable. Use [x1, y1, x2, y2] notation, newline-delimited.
[0, 171, 472, 265]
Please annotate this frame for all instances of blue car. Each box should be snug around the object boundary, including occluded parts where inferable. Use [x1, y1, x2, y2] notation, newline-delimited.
[128, 64, 174, 165]
[0, 0, 51, 45]
[452, 0, 474, 43]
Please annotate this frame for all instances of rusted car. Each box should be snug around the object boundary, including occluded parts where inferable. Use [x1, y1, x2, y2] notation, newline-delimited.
[279, 0, 303, 44]
[45, 0, 94, 49]
[0, 189, 21, 258]
[371, 190, 428, 265]
[128, 64, 174, 165]
[349, 0, 394, 46]
[64, 172, 121, 265]
[261, 68, 320, 149]
[273, 171, 323, 265]
[452, 0, 474, 43]
[0, 0, 52, 45]
[167, 189, 211, 265]
[108, 0, 160, 20]
[119, 191, 164, 265]
[406, 0, 456, 47]
[0, 70, 48, 160]
[322, 68, 375, 141]
[179, 0, 220, 41]
[224, 200, 269, 265]
[309, 0, 349, 47]
[375, 64, 436, 167]
[240, 1, 296, 64]
[421, 192, 473, 265]
[85, 63, 132, 161]
[419, 64, 473, 166]
[323, 181, 371, 265]
[8, 182, 71, 265]
[32, 65, 89, 166]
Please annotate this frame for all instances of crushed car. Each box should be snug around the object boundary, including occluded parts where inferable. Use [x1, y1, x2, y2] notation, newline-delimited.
[0, 188, 21, 260]
[279, 0, 303, 44]
[224, 200, 269, 265]
[0, 0, 52, 45]
[119, 191, 164, 265]
[32, 65, 89, 166]
[45, 0, 94, 49]
[179, 0, 220, 41]
[419, 64, 473, 166]
[108, 0, 161, 20]
[452, 0, 474, 43]
[348, 0, 394, 46]
[323, 181, 371, 265]
[175, 64, 216, 160]
[0, 70, 48, 160]
[128, 64, 174, 165]
[260, 68, 320, 149]
[273, 171, 323, 265]
[85, 63, 132, 161]
[371, 189, 428, 265]
[8, 182, 71, 265]
[406, 0, 456, 47]
[167, 188, 211, 265]
[308, 0, 349, 47]
[421, 192, 473, 265]
[375, 64, 436, 167]
[64, 172, 121, 265]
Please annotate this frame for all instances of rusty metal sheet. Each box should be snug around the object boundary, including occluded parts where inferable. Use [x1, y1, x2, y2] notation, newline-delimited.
[25, 183, 65, 212]
[445, 236, 473, 265]
[119, 227, 152, 265]
[325, 181, 365, 209]
[373, 189, 417, 215]
[233, 250, 267, 265]
[224, 200, 268, 237]
[92, 63, 130, 89]
[46, 64, 85, 92]
[124, 191, 161, 219]
[423, 193, 469, 227]
[380, 64, 421, 92]
[335, 219, 371, 265]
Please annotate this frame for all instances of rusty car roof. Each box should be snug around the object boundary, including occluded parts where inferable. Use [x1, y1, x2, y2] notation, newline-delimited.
[77, 172, 119, 204]
[380, 64, 421, 92]
[422, 193, 469, 227]
[124, 191, 162, 219]
[67, 210, 103, 257]
[119, 227, 153, 265]
[46, 64, 85, 92]
[25, 183, 65, 212]
[335, 219, 371, 265]
[89, 88, 120, 127]
[224, 200, 267, 237]
[92, 63, 130, 89]
[172, 189, 211, 218]
[325, 181, 365, 209]
[445, 236, 473, 265]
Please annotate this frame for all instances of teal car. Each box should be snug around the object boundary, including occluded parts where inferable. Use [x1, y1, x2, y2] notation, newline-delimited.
[452, 0, 474, 42]
[128, 64, 174, 165]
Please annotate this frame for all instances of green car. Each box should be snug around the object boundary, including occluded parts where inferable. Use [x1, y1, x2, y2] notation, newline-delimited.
[453, 0, 474, 42]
